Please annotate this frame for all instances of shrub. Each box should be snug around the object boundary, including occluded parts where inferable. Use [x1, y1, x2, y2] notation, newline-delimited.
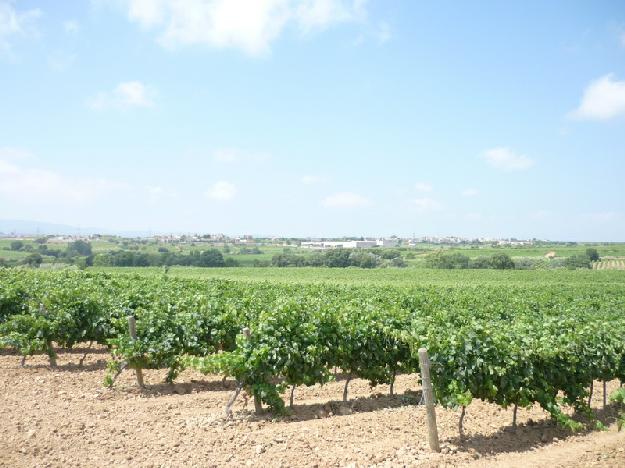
[490, 253, 515, 270]
[585, 248, 600, 262]
[469, 256, 492, 269]
[426, 252, 470, 269]
[564, 255, 591, 269]
[10, 241, 24, 251]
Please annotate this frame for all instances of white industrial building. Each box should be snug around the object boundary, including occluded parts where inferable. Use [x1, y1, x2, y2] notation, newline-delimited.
[376, 238, 399, 247]
[300, 238, 397, 249]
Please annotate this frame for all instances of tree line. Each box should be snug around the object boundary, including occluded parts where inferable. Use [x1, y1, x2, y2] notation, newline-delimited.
[270, 249, 406, 269]
[426, 248, 600, 270]
[92, 249, 237, 267]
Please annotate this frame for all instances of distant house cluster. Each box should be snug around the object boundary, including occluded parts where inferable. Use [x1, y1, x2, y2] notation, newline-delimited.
[300, 238, 399, 249]
[406, 236, 535, 246]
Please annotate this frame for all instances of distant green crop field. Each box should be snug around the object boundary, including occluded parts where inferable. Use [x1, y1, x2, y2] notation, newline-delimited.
[90, 266, 625, 287]
[90, 240, 120, 252]
[428, 243, 625, 258]
[0, 239, 37, 261]
[4, 235, 625, 270]
[0, 249, 31, 260]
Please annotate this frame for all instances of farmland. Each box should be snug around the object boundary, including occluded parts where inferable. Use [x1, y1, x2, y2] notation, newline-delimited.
[1, 267, 625, 466]
[594, 259, 625, 270]
[2, 1, 624, 466]
[3, 235, 625, 270]
[93, 264, 625, 286]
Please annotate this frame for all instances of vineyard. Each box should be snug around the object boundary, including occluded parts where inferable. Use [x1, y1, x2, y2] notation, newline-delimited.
[593, 259, 625, 270]
[1, 268, 625, 437]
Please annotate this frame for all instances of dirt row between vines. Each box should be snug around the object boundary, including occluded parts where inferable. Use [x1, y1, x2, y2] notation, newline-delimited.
[1, 346, 623, 467]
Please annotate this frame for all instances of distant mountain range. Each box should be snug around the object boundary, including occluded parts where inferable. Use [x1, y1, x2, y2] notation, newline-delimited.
[0, 220, 151, 237]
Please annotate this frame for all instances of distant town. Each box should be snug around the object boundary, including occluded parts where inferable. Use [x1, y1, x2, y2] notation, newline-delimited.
[0, 230, 549, 248]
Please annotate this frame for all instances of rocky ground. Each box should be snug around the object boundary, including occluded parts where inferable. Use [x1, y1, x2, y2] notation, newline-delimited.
[1, 346, 623, 467]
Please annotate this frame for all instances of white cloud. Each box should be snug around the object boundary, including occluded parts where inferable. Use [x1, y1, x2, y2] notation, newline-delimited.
[122, 0, 367, 55]
[483, 147, 534, 171]
[87, 81, 155, 110]
[413, 197, 441, 213]
[63, 20, 79, 33]
[462, 188, 479, 197]
[296, 0, 366, 33]
[0, 153, 125, 204]
[570, 74, 625, 120]
[301, 175, 321, 185]
[0, 1, 41, 54]
[205, 181, 237, 201]
[322, 191, 368, 208]
[415, 182, 432, 193]
[128, 0, 167, 27]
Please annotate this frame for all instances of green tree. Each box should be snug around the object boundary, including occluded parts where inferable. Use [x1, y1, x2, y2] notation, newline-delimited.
[585, 248, 599, 262]
[349, 251, 381, 269]
[323, 249, 352, 268]
[390, 257, 406, 268]
[22, 253, 43, 267]
[426, 251, 469, 269]
[67, 240, 92, 257]
[564, 254, 591, 269]
[10, 240, 24, 251]
[490, 253, 515, 270]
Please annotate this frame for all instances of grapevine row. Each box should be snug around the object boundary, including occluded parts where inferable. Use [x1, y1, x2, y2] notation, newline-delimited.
[1, 268, 624, 430]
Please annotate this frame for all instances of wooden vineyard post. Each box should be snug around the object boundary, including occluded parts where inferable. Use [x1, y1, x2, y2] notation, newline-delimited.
[242, 327, 263, 414]
[128, 316, 144, 388]
[418, 348, 440, 453]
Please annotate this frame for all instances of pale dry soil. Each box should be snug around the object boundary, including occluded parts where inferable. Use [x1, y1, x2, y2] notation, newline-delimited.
[1, 346, 623, 468]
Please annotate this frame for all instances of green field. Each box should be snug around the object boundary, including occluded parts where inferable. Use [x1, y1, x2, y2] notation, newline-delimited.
[0, 239, 37, 261]
[445, 244, 625, 258]
[91, 265, 625, 286]
[4, 236, 625, 270]
[2, 267, 624, 430]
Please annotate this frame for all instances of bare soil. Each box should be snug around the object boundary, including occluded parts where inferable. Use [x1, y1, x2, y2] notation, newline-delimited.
[1, 346, 623, 467]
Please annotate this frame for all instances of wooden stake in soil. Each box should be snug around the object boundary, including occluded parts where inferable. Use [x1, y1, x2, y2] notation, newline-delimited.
[512, 403, 518, 427]
[46, 342, 57, 367]
[242, 327, 263, 414]
[225, 383, 243, 418]
[603, 381, 607, 410]
[418, 348, 440, 453]
[588, 380, 594, 407]
[127, 316, 144, 388]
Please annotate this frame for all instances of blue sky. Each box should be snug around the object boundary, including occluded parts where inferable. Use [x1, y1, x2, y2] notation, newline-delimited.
[1, 0, 624, 240]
